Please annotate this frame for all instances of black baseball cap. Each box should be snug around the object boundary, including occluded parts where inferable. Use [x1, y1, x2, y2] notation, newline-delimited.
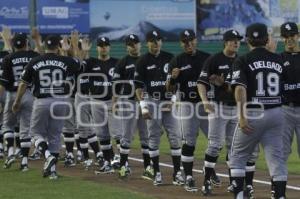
[146, 30, 162, 42]
[180, 29, 196, 42]
[45, 35, 61, 49]
[97, 37, 110, 47]
[12, 33, 27, 48]
[125, 34, 140, 45]
[280, 22, 299, 37]
[223, 29, 243, 41]
[246, 23, 268, 39]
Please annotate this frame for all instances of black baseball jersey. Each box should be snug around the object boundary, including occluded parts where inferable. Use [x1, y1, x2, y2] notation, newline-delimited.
[113, 55, 139, 100]
[84, 57, 118, 101]
[231, 47, 284, 109]
[0, 51, 9, 78]
[21, 53, 81, 98]
[0, 50, 39, 91]
[197, 52, 236, 105]
[280, 51, 300, 105]
[134, 50, 174, 100]
[168, 50, 210, 103]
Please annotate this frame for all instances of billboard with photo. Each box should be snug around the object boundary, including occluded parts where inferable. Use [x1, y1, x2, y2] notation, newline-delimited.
[36, 0, 90, 34]
[197, 0, 300, 40]
[0, 0, 30, 33]
[90, 0, 196, 41]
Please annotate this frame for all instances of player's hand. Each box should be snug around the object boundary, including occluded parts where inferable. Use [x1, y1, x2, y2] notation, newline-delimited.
[112, 102, 118, 116]
[171, 68, 180, 79]
[31, 27, 41, 41]
[266, 35, 277, 53]
[61, 35, 71, 51]
[141, 108, 152, 120]
[0, 103, 3, 114]
[0, 26, 12, 41]
[209, 74, 224, 86]
[203, 103, 215, 113]
[70, 30, 80, 49]
[12, 101, 21, 113]
[81, 36, 92, 51]
[239, 117, 254, 134]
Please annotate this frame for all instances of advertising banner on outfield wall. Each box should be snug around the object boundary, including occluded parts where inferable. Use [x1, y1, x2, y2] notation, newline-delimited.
[197, 0, 300, 41]
[0, 0, 30, 33]
[90, 0, 196, 41]
[37, 0, 90, 34]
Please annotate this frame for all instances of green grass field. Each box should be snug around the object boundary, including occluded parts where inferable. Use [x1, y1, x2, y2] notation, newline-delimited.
[0, 163, 153, 199]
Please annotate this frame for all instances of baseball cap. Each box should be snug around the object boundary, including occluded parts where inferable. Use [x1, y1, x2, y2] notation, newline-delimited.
[146, 30, 162, 42]
[223, 30, 243, 41]
[280, 22, 299, 37]
[180, 29, 196, 42]
[125, 34, 140, 45]
[246, 23, 268, 39]
[12, 33, 27, 48]
[97, 37, 110, 47]
[45, 35, 61, 49]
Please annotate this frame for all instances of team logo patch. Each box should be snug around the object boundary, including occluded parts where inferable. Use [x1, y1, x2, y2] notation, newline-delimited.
[232, 70, 240, 79]
[283, 61, 290, 66]
[163, 63, 169, 73]
[200, 71, 207, 77]
[232, 30, 237, 35]
[253, 32, 259, 38]
[109, 68, 114, 77]
[285, 24, 291, 30]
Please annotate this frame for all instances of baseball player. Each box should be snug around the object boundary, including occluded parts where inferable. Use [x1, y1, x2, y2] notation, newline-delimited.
[0, 33, 39, 171]
[0, 48, 9, 158]
[166, 29, 210, 192]
[12, 35, 81, 179]
[229, 23, 287, 199]
[278, 21, 300, 198]
[198, 30, 259, 198]
[112, 34, 152, 179]
[135, 30, 183, 186]
[85, 37, 120, 173]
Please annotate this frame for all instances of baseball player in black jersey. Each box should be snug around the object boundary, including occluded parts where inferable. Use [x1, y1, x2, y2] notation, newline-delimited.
[277, 21, 300, 199]
[0, 33, 39, 171]
[198, 30, 259, 198]
[113, 34, 152, 179]
[166, 29, 210, 192]
[135, 30, 183, 186]
[198, 30, 242, 195]
[230, 23, 287, 199]
[85, 37, 120, 174]
[0, 50, 9, 158]
[12, 35, 81, 179]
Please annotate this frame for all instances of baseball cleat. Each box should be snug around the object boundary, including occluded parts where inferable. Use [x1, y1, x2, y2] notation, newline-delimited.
[142, 166, 154, 181]
[210, 170, 221, 187]
[119, 165, 131, 178]
[43, 155, 56, 177]
[49, 171, 58, 180]
[201, 180, 213, 196]
[245, 185, 255, 199]
[83, 159, 93, 170]
[64, 154, 76, 167]
[95, 161, 114, 174]
[96, 155, 104, 167]
[111, 155, 120, 170]
[3, 155, 15, 169]
[270, 190, 275, 199]
[227, 184, 234, 193]
[20, 164, 29, 172]
[153, 172, 162, 186]
[184, 176, 198, 192]
[172, 171, 185, 186]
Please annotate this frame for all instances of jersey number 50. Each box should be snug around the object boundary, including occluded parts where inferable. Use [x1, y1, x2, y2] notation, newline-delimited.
[39, 69, 63, 87]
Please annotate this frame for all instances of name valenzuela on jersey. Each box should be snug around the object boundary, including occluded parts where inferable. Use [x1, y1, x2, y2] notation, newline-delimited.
[32, 60, 67, 70]
[248, 61, 282, 73]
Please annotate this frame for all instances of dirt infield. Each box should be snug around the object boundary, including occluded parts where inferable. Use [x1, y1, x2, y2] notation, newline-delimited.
[28, 150, 299, 199]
